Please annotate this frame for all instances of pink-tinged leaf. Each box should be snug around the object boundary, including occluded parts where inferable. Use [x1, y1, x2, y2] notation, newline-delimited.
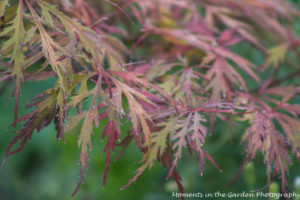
[102, 121, 119, 186]
[218, 29, 236, 46]
[206, 56, 247, 99]
[242, 111, 291, 192]
[214, 47, 260, 83]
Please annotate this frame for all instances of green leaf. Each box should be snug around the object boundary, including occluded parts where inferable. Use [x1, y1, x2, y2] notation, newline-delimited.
[38, 0, 104, 65]
[1, 0, 24, 80]
[26, 0, 68, 92]
[0, 0, 9, 16]
[0, 0, 25, 125]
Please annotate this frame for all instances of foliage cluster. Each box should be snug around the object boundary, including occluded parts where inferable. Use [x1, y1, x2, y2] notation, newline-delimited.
[1, 0, 300, 198]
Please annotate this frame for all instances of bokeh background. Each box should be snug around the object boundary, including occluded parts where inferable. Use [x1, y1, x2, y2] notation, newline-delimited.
[1, 0, 300, 200]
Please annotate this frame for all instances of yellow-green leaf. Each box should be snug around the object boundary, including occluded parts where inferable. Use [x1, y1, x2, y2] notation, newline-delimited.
[266, 43, 288, 68]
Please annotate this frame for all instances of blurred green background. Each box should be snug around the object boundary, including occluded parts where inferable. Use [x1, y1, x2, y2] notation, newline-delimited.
[1, 1, 300, 200]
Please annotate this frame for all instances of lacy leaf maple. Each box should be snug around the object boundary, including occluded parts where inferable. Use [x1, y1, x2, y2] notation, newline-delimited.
[0, 0, 300, 199]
